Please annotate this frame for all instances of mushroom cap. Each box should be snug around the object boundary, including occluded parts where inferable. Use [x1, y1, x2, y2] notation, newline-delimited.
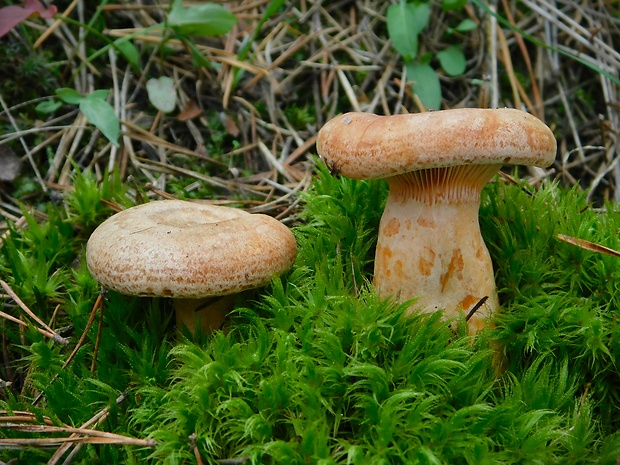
[316, 108, 557, 180]
[86, 200, 297, 298]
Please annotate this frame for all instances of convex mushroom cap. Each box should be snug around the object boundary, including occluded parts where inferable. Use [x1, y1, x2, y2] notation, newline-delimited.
[317, 108, 556, 334]
[86, 200, 297, 332]
[317, 108, 556, 179]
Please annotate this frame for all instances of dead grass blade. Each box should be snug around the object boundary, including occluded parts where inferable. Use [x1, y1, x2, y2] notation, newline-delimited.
[557, 233, 620, 258]
[0, 280, 68, 345]
[32, 291, 105, 406]
[0, 426, 154, 449]
[0, 395, 153, 452]
[47, 391, 131, 464]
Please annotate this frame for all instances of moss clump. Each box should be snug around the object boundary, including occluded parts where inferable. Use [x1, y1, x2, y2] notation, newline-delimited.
[133, 170, 620, 464]
[3, 167, 620, 463]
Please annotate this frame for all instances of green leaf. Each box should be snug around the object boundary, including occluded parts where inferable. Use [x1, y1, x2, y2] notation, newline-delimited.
[113, 38, 140, 69]
[168, 2, 237, 37]
[437, 45, 467, 76]
[146, 77, 177, 113]
[79, 94, 120, 147]
[263, 0, 286, 20]
[412, 2, 431, 32]
[181, 37, 213, 69]
[419, 51, 433, 66]
[442, 0, 467, 11]
[35, 99, 62, 114]
[406, 62, 442, 110]
[386, 3, 419, 61]
[89, 89, 110, 100]
[55, 88, 83, 105]
[454, 18, 478, 33]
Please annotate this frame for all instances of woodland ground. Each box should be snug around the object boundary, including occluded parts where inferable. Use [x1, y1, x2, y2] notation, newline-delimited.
[0, 0, 620, 464]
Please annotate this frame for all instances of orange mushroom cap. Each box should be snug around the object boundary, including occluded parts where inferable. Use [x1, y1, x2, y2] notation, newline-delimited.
[317, 108, 556, 180]
[86, 200, 297, 298]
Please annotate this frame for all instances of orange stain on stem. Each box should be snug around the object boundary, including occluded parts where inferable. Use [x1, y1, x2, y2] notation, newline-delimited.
[440, 249, 464, 292]
[417, 216, 436, 228]
[459, 294, 480, 311]
[383, 218, 401, 237]
[394, 259, 404, 279]
[418, 258, 434, 276]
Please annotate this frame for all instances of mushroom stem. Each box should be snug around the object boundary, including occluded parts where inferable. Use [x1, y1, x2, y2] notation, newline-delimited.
[374, 164, 502, 334]
[174, 295, 236, 334]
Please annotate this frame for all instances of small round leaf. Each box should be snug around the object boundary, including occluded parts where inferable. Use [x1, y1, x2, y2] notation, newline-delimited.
[437, 46, 467, 77]
[35, 99, 62, 114]
[455, 19, 478, 33]
[386, 3, 418, 61]
[147, 77, 177, 113]
[406, 62, 442, 110]
[55, 88, 83, 105]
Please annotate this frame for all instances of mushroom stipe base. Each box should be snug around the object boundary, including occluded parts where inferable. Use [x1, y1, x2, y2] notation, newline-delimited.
[376, 165, 502, 334]
[175, 295, 236, 334]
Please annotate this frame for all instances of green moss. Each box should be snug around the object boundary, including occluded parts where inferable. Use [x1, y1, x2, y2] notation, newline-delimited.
[0, 40, 58, 107]
[3, 168, 620, 463]
[481, 180, 620, 431]
[125, 172, 620, 464]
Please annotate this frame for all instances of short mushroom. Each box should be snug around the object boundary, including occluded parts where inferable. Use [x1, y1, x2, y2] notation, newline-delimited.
[86, 200, 297, 334]
[316, 108, 556, 334]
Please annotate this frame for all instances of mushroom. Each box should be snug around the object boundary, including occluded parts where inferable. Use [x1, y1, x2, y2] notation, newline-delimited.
[86, 200, 297, 334]
[316, 108, 556, 334]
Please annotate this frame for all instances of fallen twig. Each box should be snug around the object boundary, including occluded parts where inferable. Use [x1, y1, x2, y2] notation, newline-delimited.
[0, 280, 68, 345]
[32, 290, 106, 406]
[47, 390, 131, 464]
[0, 424, 155, 449]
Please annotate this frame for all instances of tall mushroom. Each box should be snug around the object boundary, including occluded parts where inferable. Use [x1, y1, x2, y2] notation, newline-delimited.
[86, 200, 297, 334]
[316, 108, 556, 334]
